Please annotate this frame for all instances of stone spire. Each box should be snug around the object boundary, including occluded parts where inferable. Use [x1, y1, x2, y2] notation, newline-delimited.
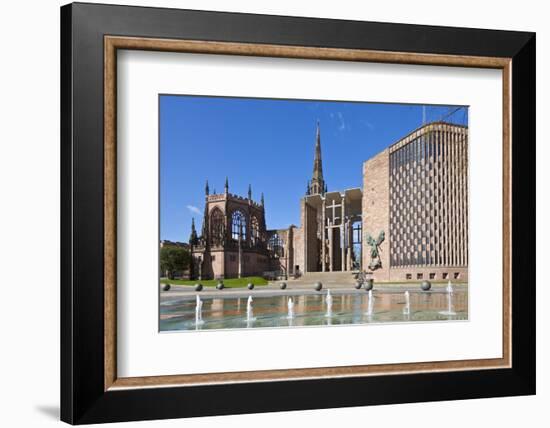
[189, 217, 198, 245]
[205, 179, 209, 196]
[309, 121, 326, 195]
[260, 192, 264, 206]
[224, 177, 229, 194]
[248, 184, 252, 200]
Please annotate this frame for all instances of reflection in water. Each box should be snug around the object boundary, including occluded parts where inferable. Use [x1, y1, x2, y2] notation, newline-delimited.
[160, 290, 468, 332]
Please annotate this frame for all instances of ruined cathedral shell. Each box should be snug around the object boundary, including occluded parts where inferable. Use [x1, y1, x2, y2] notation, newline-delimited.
[189, 178, 270, 280]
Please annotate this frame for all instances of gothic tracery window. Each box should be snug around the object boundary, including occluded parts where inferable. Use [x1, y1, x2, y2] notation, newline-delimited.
[210, 208, 225, 246]
[231, 210, 246, 241]
[250, 216, 260, 245]
[268, 233, 284, 257]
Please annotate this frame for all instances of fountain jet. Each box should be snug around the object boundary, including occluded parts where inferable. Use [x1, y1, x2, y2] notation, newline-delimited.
[287, 297, 295, 319]
[326, 289, 333, 318]
[195, 295, 204, 326]
[439, 280, 456, 316]
[366, 289, 374, 318]
[403, 290, 411, 316]
[246, 295, 256, 322]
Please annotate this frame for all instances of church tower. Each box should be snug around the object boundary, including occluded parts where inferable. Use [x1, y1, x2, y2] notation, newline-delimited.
[308, 121, 326, 195]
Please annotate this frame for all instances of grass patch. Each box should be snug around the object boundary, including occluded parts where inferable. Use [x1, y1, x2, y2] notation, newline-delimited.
[160, 276, 268, 288]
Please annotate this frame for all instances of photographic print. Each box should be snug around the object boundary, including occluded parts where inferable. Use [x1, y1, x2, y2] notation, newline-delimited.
[62, 7, 534, 421]
[159, 95, 469, 332]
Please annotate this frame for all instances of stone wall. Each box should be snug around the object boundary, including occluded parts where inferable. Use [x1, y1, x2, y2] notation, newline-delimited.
[362, 149, 390, 281]
[217, 250, 268, 279]
[387, 266, 468, 282]
[303, 201, 319, 273]
[292, 226, 304, 275]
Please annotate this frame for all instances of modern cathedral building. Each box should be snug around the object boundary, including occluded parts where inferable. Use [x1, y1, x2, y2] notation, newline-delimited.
[363, 122, 469, 282]
[189, 121, 468, 282]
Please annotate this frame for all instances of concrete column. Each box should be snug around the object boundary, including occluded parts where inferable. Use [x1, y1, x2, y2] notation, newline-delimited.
[284, 234, 290, 279]
[321, 198, 326, 272]
[341, 198, 346, 271]
[328, 224, 333, 272]
[348, 220, 356, 270]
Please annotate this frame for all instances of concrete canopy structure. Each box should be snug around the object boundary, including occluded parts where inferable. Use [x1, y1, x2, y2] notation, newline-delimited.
[299, 188, 363, 273]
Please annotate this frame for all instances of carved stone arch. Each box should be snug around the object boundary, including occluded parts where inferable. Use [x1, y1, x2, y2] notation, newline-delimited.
[231, 209, 247, 241]
[209, 207, 225, 246]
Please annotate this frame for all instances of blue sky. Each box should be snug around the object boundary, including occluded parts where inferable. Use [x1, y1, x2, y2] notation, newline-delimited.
[160, 95, 467, 242]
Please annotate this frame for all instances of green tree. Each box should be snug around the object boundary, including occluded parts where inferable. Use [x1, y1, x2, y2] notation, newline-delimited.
[160, 246, 191, 279]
